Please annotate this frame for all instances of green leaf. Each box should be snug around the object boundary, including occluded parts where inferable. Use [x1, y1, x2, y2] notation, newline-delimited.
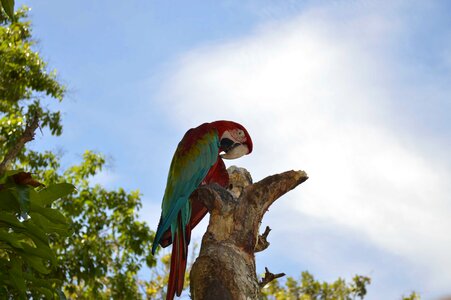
[21, 219, 49, 245]
[0, 228, 25, 249]
[10, 184, 30, 217]
[9, 258, 27, 297]
[36, 287, 54, 299]
[0, 189, 20, 211]
[31, 206, 68, 225]
[28, 212, 69, 236]
[33, 183, 75, 206]
[22, 272, 61, 288]
[22, 253, 50, 274]
[0, 0, 15, 20]
[21, 242, 56, 265]
[0, 211, 25, 229]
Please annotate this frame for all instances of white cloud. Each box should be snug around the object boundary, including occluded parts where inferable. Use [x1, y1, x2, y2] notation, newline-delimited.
[156, 1, 451, 297]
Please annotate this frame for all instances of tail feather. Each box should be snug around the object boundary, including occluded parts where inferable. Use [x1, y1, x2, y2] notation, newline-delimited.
[176, 246, 187, 296]
[159, 199, 206, 248]
[166, 214, 189, 300]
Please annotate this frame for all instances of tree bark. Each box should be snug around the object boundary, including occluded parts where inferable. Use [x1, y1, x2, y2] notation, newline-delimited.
[190, 166, 308, 300]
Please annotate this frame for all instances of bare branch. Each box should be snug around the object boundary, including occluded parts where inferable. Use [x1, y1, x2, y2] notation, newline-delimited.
[255, 226, 271, 253]
[0, 113, 40, 174]
[245, 170, 308, 214]
[261, 226, 271, 239]
[259, 267, 286, 288]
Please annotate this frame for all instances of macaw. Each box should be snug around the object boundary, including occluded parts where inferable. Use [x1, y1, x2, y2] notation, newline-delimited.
[151, 120, 253, 300]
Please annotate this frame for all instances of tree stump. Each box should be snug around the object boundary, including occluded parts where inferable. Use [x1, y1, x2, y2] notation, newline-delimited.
[190, 166, 308, 300]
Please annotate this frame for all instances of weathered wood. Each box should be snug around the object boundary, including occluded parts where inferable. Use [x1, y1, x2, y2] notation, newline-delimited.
[259, 267, 286, 288]
[190, 167, 308, 300]
[255, 226, 271, 253]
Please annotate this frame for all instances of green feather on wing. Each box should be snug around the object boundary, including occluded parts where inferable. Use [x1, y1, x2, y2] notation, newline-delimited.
[152, 127, 219, 254]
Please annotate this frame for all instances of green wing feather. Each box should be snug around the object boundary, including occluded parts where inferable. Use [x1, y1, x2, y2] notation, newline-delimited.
[152, 128, 219, 254]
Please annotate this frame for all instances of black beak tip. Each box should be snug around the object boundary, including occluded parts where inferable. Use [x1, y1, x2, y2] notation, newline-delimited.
[220, 138, 235, 152]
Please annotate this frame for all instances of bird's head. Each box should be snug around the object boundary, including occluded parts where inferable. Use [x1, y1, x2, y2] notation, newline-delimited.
[211, 120, 253, 160]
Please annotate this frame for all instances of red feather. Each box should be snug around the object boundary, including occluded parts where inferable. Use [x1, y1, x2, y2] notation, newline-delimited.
[166, 214, 190, 300]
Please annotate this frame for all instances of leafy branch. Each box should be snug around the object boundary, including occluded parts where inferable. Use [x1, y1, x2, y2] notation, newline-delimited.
[0, 0, 15, 21]
[0, 171, 75, 299]
[0, 112, 39, 175]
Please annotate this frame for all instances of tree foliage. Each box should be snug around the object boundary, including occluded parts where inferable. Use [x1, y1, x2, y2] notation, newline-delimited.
[1, 7, 157, 299]
[38, 150, 157, 299]
[261, 271, 371, 300]
[0, 171, 74, 299]
[0, 0, 15, 21]
[402, 292, 421, 300]
[0, 7, 64, 159]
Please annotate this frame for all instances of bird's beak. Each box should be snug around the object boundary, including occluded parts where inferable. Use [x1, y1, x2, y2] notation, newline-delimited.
[221, 143, 249, 159]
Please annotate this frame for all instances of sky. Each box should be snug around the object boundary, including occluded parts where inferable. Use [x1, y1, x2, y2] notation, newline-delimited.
[14, 0, 451, 299]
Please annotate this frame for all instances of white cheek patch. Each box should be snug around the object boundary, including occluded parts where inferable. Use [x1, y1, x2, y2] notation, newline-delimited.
[221, 144, 249, 159]
[231, 130, 246, 144]
[221, 131, 233, 141]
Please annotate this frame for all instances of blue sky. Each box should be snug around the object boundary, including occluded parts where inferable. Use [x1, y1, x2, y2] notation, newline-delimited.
[16, 1, 451, 299]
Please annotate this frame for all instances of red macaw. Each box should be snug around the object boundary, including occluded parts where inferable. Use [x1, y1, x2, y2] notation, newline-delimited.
[151, 120, 253, 300]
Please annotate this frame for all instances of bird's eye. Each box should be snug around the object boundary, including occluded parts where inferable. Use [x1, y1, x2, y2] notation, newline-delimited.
[238, 130, 244, 137]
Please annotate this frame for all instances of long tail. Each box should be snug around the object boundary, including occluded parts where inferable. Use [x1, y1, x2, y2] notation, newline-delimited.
[166, 213, 191, 300]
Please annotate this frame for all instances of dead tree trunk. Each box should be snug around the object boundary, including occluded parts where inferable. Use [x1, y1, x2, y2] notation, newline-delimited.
[190, 167, 308, 300]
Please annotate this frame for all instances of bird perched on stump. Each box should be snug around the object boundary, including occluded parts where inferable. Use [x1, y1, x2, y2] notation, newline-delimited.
[152, 120, 253, 300]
